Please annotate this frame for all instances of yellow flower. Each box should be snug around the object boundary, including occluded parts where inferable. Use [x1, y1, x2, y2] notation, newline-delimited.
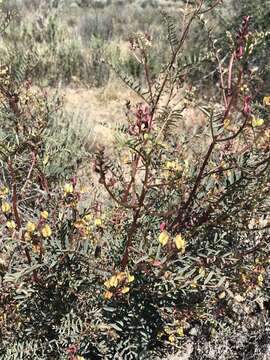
[32, 243, 41, 253]
[218, 291, 226, 299]
[164, 326, 172, 335]
[41, 224, 52, 238]
[1, 202, 11, 213]
[0, 187, 9, 196]
[121, 154, 130, 164]
[104, 291, 113, 300]
[175, 234, 186, 254]
[263, 96, 270, 106]
[43, 155, 49, 166]
[252, 116, 264, 127]
[198, 267, 205, 277]
[116, 272, 126, 282]
[109, 275, 118, 288]
[190, 282, 197, 289]
[258, 273, 264, 284]
[104, 275, 118, 289]
[40, 210, 49, 219]
[77, 357, 85, 360]
[177, 327, 184, 337]
[168, 334, 176, 343]
[121, 287, 130, 294]
[24, 231, 32, 242]
[159, 230, 169, 246]
[83, 213, 92, 222]
[74, 219, 85, 229]
[165, 161, 177, 170]
[157, 331, 164, 339]
[64, 183, 74, 194]
[144, 133, 149, 140]
[127, 273, 135, 283]
[83, 227, 91, 236]
[94, 218, 102, 227]
[6, 220, 16, 230]
[241, 273, 247, 283]
[223, 118, 231, 129]
[26, 221, 36, 233]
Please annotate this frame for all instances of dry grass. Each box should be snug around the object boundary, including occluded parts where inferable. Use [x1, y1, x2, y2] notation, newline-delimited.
[61, 79, 206, 147]
[61, 78, 141, 149]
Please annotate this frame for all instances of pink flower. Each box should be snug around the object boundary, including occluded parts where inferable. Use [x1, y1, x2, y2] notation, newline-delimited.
[235, 16, 251, 60]
[159, 222, 166, 232]
[67, 345, 77, 360]
[67, 345, 77, 354]
[71, 176, 77, 187]
[243, 95, 251, 116]
[135, 104, 153, 132]
[236, 45, 243, 59]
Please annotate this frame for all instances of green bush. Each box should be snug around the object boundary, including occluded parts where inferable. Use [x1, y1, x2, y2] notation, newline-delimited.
[0, 1, 270, 360]
[0, 0, 171, 87]
[0, 4, 110, 86]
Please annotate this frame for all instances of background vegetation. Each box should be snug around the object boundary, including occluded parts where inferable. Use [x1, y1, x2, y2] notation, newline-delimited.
[0, 0, 270, 359]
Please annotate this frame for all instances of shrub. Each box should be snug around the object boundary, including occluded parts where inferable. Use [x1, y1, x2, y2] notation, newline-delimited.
[0, 3, 110, 86]
[0, 0, 171, 87]
[0, 1, 270, 360]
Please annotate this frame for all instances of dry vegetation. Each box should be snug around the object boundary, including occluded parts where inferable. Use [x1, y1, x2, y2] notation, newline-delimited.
[0, 1, 270, 359]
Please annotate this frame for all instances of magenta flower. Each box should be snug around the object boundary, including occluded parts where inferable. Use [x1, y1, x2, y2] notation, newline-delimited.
[159, 222, 166, 232]
[135, 104, 153, 132]
[243, 95, 251, 116]
[236, 16, 251, 60]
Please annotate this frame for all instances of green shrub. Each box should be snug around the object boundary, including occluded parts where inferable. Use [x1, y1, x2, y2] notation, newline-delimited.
[0, 4, 110, 86]
[0, 0, 171, 87]
[0, 2, 270, 360]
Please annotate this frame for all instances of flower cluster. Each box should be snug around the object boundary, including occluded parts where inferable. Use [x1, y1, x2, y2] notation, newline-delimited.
[128, 104, 153, 136]
[0, 187, 17, 231]
[24, 211, 52, 254]
[157, 324, 185, 343]
[63, 179, 80, 207]
[162, 160, 181, 179]
[158, 229, 186, 254]
[235, 16, 250, 59]
[103, 272, 135, 300]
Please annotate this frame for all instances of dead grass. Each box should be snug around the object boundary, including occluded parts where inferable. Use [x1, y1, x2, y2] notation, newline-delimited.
[61, 79, 206, 146]
[61, 78, 140, 148]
